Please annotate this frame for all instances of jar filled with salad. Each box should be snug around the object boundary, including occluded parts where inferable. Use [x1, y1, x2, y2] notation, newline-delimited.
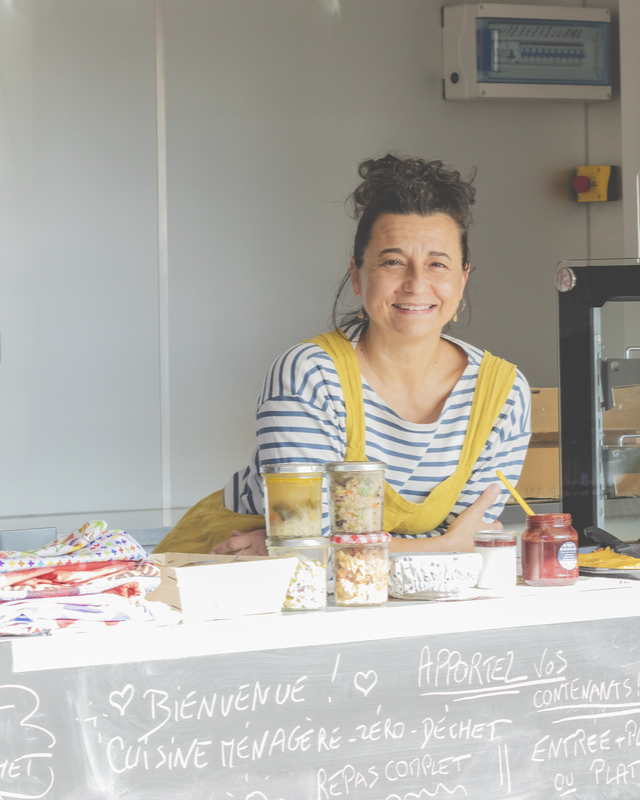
[325, 461, 386, 534]
[262, 464, 324, 539]
[330, 532, 390, 606]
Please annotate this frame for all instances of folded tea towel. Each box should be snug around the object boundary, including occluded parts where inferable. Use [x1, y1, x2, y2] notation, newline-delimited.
[0, 520, 147, 571]
[0, 593, 181, 636]
[0, 559, 160, 602]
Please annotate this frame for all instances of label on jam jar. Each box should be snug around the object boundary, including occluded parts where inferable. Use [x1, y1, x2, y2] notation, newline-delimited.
[558, 542, 578, 571]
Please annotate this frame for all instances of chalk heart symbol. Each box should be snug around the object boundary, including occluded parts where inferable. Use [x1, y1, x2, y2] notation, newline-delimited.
[354, 670, 377, 697]
[109, 684, 134, 716]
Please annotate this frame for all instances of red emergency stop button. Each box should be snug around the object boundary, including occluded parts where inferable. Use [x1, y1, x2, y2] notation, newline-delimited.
[573, 175, 591, 194]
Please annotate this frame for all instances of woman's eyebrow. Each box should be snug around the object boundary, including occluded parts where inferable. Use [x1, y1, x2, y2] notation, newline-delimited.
[377, 247, 452, 259]
[428, 250, 451, 259]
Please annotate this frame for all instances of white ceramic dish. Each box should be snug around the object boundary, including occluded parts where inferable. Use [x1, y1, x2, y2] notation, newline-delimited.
[388, 551, 482, 600]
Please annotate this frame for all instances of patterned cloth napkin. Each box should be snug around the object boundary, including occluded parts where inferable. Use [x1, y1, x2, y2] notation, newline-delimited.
[0, 520, 147, 571]
[0, 594, 181, 636]
[0, 522, 169, 631]
[0, 560, 161, 602]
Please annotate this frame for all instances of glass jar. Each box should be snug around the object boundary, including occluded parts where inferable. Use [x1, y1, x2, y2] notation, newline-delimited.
[521, 513, 578, 587]
[262, 464, 324, 539]
[330, 532, 390, 606]
[325, 461, 386, 534]
[266, 537, 328, 611]
[473, 530, 517, 589]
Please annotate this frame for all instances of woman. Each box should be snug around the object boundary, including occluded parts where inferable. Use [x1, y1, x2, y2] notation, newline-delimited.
[155, 155, 531, 556]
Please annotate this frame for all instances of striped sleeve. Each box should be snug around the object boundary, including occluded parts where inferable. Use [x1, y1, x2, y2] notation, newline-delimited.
[224, 342, 347, 533]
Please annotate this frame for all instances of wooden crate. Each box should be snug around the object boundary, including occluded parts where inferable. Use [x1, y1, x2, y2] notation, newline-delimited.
[530, 387, 558, 443]
[516, 443, 560, 501]
[515, 388, 559, 500]
[603, 384, 640, 435]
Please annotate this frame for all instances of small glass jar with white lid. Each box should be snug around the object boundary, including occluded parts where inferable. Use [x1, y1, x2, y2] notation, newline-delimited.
[266, 537, 328, 611]
[473, 530, 517, 589]
[325, 461, 386, 535]
[261, 463, 324, 539]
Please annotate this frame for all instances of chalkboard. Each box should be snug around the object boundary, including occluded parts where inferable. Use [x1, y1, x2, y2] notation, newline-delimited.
[3, 616, 640, 799]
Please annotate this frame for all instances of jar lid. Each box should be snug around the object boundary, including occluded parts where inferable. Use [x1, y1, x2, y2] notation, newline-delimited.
[527, 513, 572, 524]
[330, 532, 391, 544]
[325, 461, 387, 473]
[473, 530, 518, 541]
[261, 463, 325, 475]
[266, 537, 328, 548]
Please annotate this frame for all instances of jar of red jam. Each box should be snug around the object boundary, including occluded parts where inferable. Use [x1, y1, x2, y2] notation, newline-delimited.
[521, 513, 578, 587]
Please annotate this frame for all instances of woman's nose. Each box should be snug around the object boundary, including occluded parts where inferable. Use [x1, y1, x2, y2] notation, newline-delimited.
[401, 264, 429, 292]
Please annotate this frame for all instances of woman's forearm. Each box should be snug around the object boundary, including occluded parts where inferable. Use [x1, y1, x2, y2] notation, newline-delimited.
[387, 485, 503, 554]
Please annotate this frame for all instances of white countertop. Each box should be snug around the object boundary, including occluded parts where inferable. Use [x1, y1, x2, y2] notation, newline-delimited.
[9, 578, 640, 673]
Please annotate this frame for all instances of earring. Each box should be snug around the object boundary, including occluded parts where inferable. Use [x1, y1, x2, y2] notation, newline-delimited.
[453, 298, 465, 323]
[357, 309, 365, 319]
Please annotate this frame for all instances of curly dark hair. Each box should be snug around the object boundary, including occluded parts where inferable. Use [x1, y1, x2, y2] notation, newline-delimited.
[332, 154, 476, 332]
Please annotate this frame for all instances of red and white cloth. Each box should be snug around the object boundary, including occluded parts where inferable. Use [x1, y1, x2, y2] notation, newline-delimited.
[0, 594, 180, 636]
[0, 521, 160, 602]
[0, 521, 178, 635]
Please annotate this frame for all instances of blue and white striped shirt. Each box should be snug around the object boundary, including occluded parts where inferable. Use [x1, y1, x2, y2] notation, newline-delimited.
[224, 323, 531, 537]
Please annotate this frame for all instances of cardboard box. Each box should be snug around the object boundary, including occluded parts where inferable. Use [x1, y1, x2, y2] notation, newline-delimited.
[530, 388, 558, 443]
[147, 552, 298, 621]
[613, 472, 640, 498]
[603, 384, 640, 433]
[515, 443, 560, 501]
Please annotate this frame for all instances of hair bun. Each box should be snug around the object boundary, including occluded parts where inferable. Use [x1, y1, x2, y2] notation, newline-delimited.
[350, 154, 475, 221]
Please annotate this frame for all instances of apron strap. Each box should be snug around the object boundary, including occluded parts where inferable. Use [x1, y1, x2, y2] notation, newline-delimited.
[307, 329, 516, 534]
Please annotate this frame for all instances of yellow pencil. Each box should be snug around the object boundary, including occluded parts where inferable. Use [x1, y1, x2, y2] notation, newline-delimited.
[496, 470, 535, 516]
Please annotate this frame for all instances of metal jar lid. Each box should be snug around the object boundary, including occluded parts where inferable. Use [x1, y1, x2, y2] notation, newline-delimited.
[330, 532, 391, 545]
[261, 463, 325, 475]
[324, 461, 387, 473]
[266, 537, 329, 548]
[472, 530, 517, 542]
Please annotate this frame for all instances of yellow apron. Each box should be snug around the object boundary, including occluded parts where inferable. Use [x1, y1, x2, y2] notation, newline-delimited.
[154, 329, 516, 553]
[310, 330, 516, 535]
[153, 489, 264, 555]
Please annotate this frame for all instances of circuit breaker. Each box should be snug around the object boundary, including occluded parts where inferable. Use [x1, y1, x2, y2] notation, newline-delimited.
[443, 3, 612, 101]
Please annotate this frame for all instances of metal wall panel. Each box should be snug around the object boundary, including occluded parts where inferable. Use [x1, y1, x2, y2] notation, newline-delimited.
[0, 1, 161, 519]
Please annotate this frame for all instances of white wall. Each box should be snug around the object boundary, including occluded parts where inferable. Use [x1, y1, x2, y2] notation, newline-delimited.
[164, 0, 624, 508]
[0, 0, 630, 532]
[586, 0, 623, 259]
[620, 0, 640, 257]
[0, 1, 163, 530]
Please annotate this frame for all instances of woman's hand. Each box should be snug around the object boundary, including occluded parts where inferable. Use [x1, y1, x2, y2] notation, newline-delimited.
[212, 529, 268, 556]
[438, 484, 502, 552]
[388, 484, 502, 554]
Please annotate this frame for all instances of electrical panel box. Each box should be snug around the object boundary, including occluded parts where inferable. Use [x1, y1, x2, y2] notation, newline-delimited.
[443, 3, 612, 101]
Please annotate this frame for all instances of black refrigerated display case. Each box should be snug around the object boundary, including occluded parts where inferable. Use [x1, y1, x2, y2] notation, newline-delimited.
[557, 258, 640, 545]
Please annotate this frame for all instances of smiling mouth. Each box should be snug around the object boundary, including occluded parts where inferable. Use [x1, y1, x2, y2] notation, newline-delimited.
[392, 303, 436, 311]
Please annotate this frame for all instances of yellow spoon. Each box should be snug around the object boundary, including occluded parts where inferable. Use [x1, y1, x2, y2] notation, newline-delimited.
[496, 470, 535, 516]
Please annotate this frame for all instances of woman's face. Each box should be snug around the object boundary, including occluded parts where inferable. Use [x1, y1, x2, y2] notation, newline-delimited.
[350, 212, 468, 341]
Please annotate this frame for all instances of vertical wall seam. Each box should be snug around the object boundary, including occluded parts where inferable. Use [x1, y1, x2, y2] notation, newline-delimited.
[584, 101, 591, 261]
[582, 0, 591, 261]
[155, 0, 172, 525]
[636, 171, 640, 259]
